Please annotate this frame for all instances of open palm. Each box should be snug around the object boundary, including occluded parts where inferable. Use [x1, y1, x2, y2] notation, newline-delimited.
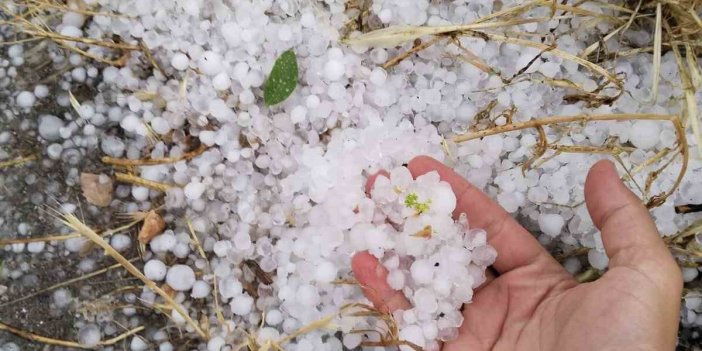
[352, 156, 682, 351]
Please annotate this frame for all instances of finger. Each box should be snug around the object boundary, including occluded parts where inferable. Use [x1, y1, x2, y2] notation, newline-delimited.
[584, 160, 677, 272]
[408, 156, 563, 274]
[365, 170, 389, 195]
[351, 251, 411, 313]
[444, 281, 508, 351]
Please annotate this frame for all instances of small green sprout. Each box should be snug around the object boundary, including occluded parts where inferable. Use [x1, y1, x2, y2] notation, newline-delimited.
[404, 193, 431, 214]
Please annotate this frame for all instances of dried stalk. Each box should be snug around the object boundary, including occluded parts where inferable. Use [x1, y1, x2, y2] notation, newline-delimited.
[0, 260, 134, 308]
[343, 18, 550, 47]
[0, 2, 161, 68]
[383, 36, 444, 69]
[0, 321, 144, 348]
[453, 113, 688, 208]
[186, 219, 226, 328]
[0, 154, 36, 169]
[648, 3, 663, 103]
[60, 213, 207, 340]
[0, 217, 142, 246]
[666, 218, 702, 244]
[102, 144, 208, 167]
[114, 172, 174, 192]
[0, 233, 78, 245]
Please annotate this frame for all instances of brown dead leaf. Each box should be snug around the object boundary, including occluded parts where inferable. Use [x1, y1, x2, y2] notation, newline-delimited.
[138, 210, 166, 244]
[412, 225, 433, 238]
[80, 172, 114, 207]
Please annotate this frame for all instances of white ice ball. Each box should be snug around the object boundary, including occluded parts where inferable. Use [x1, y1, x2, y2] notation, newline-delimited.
[198, 51, 223, 76]
[166, 264, 196, 291]
[324, 60, 345, 81]
[78, 324, 101, 348]
[429, 184, 456, 215]
[314, 260, 338, 283]
[144, 259, 167, 281]
[38, 115, 64, 141]
[410, 259, 434, 285]
[16, 91, 36, 108]
[212, 72, 231, 91]
[266, 309, 283, 325]
[399, 325, 426, 351]
[231, 294, 254, 315]
[297, 284, 320, 306]
[184, 181, 206, 199]
[587, 249, 609, 270]
[171, 53, 189, 71]
[563, 257, 582, 275]
[630, 120, 660, 149]
[538, 213, 565, 237]
[207, 337, 226, 351]
[221, 22, 241, 47]
[683, 267, 699, 282]
[130, 336, 148, 351]
[191, 280, 211, 298]
[110, 233, 131, 252]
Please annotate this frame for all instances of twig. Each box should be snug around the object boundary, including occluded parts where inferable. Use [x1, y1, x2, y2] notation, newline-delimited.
[114, 173, 174, 192]
[675, 204, 702, 214]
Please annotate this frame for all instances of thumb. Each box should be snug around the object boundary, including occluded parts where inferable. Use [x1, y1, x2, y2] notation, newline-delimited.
[584, 160, 673, 271]
[351, 251, 411, 313]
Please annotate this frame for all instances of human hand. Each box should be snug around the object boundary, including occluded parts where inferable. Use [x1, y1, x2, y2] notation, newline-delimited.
[352, 156, 682, 351]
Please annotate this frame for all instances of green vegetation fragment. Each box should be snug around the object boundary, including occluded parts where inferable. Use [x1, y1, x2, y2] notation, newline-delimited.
[404, 193, 431, 214]
[263, 49, 299, 106]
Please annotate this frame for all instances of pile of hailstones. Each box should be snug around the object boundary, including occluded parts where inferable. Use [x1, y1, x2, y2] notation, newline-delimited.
[352, 166, 496, 350]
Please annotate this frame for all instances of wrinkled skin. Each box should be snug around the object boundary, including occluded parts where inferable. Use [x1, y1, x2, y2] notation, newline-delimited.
[352, 156, 682, 351]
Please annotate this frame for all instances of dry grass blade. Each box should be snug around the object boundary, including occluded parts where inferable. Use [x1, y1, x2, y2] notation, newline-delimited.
[0, 154, 36, 169]
[649, 3, 663, 103]
[0, 260, 134, 308]
[0, 217, 143, 246]
[666, 18, 702, 158]
[382, 36, 444, 69]
[452, 113, 689, 208]
[186, 219, 226, 329]
[102, 144, 208, 166]
[467, 31, 622, 96]
[450, 37, 499, 75]
[68, 90, 82, 114]
[0, 233, 79, 245]
[342, 18, 549, 47]
[60, 213, 207, 340]
[666, 217, 702, 244]
[0, 322, 144, 349]
[579, 22, 627, 59]
[114, 172, 174, 192]
[372, 31, 620, 105]
[0, 2, 164, 68]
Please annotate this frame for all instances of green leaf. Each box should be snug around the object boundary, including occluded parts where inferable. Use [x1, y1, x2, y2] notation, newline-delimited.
[264, 49, 299, 106]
